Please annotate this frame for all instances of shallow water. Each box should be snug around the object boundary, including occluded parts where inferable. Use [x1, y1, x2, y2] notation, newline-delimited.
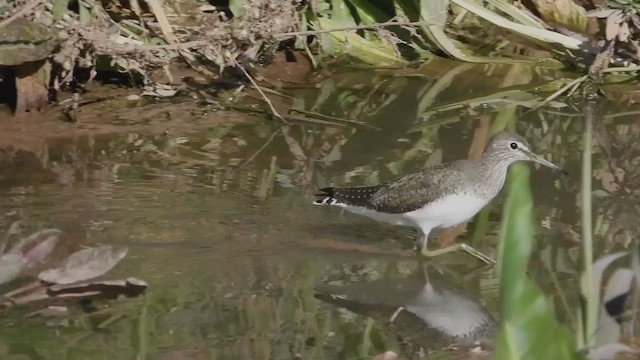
[1, 58, 639, 359]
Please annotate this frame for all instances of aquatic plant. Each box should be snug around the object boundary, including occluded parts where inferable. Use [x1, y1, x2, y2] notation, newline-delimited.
[494, 87, 640, 359]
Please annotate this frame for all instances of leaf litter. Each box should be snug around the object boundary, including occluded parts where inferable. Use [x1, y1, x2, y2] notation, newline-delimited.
[39, 246, 128, 285]
[0, 226, 147, 320]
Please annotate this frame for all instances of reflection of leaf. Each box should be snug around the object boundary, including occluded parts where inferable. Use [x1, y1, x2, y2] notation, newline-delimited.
[0, 254, 27, 285]
[39, 246, 128, 284]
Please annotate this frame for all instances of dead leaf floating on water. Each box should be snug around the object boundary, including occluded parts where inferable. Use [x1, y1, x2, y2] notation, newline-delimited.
[0, 254, 27, 285]
[141, 82, 179, 98]
[38, 246, 128, 285]
[8, 228, 62, 269]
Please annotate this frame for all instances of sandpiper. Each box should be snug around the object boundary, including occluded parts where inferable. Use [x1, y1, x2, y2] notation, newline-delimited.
[313, 131, 567, 264]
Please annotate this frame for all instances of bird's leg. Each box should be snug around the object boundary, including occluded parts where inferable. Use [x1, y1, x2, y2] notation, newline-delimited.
[413, 232, 428, 252]
[419, 242, 496, 265]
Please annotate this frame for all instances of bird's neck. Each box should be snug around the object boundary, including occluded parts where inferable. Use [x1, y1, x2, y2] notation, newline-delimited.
[477, 156, 512, 195]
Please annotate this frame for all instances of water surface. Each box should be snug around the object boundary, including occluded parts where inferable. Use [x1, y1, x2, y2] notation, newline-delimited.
[0, 58, 638, 359]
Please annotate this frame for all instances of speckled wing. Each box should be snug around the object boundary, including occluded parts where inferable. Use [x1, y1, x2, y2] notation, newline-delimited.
[314, 185, 384, 207]
[367, 163, 467, 214]
[314, 162, 470, 213]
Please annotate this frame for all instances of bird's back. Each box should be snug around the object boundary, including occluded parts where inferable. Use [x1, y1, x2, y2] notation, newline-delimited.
[314, 160, 487, 214]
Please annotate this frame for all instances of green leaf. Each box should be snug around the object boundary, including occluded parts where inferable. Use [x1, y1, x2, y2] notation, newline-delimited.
[411, 0, 536, 63]
[314, 18, 405, 66]
[495, 164, 577, 360]
[484, 0, 547, 29]
[331, 0, 357, 27]
[418, 0, 449, 28]
[229, 0, 245, 17]
[450, 0, 583, 50]
[52, 0, 70, 22]
[348, 0, 390, 24]
[78, 1, 92, 25]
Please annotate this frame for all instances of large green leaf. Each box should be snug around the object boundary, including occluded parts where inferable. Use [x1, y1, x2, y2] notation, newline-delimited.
[229, 0, 245, 17]
[495, 164, 577, 360]
[485, 0, 547, 29]
[450, 0, 583, 50]
[314, 17, 405, 66]
[411, 0, 536, 63]
[348, 0, 390, 24]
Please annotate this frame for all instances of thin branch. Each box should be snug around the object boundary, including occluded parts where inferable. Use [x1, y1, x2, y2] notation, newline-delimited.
[239, 128, 281, 168]
[232, 59, 286, 122]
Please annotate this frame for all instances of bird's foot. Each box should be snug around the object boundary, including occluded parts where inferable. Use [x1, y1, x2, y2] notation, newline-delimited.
[419, 243, 496, 265]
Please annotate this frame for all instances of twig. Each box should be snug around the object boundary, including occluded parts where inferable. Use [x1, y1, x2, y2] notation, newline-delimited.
[289, 108, 380, 130]
[0, 0, 46, 28]
[239, 128, 281, 168]
[275, 19, 437, 39]
[232, 59, 286, 122]
[146, 40, 209, 50]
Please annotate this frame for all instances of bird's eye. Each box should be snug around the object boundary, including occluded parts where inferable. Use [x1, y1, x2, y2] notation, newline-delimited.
[510, 142, 518, 150]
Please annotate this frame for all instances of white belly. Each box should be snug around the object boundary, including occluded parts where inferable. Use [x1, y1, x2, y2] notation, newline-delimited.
[403, 193, 489, 229]
[338, 204, 415, 226]
[337, 193, 489, 231]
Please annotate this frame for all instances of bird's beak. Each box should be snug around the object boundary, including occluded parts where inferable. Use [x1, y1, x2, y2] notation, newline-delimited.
[524, 150, 569, 176]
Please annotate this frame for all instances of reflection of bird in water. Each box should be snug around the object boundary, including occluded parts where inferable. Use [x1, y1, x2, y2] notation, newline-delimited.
[314, 261, 496, 352]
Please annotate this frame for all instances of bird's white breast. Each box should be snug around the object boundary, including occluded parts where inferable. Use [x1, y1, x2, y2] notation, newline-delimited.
[405, 283, 493, 338]
[403, 193, 489, 229]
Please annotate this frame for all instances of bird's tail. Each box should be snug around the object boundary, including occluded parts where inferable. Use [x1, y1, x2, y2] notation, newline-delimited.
[312, 185, 382, 207]
[313, 187, 339, 206]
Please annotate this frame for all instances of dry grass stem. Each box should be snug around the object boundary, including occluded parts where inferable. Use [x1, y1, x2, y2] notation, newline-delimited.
[233, 59, 285, 122]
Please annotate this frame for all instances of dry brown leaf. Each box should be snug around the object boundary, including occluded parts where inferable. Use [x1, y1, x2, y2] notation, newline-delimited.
[0, 253, 27, 285]
[8, 229, 60, 254]
[38, 246, 128, 285]
[8, 229, 62, 269]
[618, 21, 631, 42]
[606, 10, 625, 41]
